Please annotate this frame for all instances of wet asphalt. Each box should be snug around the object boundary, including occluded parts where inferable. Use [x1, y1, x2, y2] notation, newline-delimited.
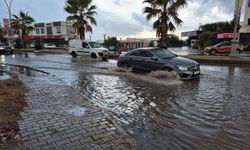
[1, 50, 250, 150]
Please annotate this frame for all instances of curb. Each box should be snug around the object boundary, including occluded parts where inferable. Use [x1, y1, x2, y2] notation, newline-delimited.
[0, 63, 50, 74]
[14, 49, 67, 55]
[180, 55, 250, 64]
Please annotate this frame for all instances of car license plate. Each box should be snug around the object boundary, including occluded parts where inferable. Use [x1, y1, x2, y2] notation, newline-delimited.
[194, 71, 200, 75]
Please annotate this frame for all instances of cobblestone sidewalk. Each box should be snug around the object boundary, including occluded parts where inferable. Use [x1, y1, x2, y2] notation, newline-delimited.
[14, 72, 137, 150]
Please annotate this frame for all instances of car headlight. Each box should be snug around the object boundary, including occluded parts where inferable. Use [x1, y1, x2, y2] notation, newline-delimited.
[0, 47, 4, 50]
[176, 65, 189, 71]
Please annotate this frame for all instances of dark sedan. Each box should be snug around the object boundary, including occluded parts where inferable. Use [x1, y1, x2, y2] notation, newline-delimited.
[117, 48, 200, 79]
[0, 43, 14, 54]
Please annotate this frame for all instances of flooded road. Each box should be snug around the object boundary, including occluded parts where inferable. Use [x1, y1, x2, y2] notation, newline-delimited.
[1, 52, 250, 150]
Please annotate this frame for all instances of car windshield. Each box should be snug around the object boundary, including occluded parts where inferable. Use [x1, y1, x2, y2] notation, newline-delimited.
[215, 42, 229, 46]
[89, 42, 102, 48]
[0, 43, 5, 47]
[151, 48, 177, 59]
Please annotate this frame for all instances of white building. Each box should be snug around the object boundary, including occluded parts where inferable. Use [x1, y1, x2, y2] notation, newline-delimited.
[240, 0, 250, 33]
[120, 38, 159, 50]
[31, 21, 75, 42]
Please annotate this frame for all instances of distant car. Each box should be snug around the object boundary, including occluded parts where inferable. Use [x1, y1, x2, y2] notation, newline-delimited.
[192, 43, 199, 49]
[0, 43, 14, 54]
[68, 40, 109, 59]
[44, 43, 56, 49]
[204, 41, 244, 55]
[117, 47, 200, 79]
[29, 43, 35, 48]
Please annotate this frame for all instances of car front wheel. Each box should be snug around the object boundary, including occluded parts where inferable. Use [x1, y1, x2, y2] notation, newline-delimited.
[121, 62, 130, 69]
[162, 67, 173, 72]
[71, 51, 77, 58]
[91, 53, 97, 59]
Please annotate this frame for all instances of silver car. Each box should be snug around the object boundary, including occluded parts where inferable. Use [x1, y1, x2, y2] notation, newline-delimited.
[0, 43, 14, 54]
[117, 48, 200, 79]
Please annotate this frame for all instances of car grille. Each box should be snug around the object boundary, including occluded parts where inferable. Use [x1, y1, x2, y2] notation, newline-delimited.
[189, 65, 200, 71]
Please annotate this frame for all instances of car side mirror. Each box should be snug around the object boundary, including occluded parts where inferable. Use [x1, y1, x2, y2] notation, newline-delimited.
[151, 57, 158, 61]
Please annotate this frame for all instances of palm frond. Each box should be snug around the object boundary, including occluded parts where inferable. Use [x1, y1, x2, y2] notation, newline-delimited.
[65, 0, 97, 39]
[168, 21, 176, 31]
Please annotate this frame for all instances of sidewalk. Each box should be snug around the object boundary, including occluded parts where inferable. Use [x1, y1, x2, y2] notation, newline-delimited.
[14, 70, 137, 149]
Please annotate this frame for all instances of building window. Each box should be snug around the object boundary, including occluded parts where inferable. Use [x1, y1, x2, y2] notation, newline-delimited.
[36, 28, 40, 34]
[41, 28, 44, 34]
[47, 27, 52, 35]
[56, 27, 61, 34]
[53, 22, 61, 26]
[248, 18, 250, 25]
[34, 23, 44, 28]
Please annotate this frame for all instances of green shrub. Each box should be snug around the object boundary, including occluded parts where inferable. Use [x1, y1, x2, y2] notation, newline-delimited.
[198, 31, 216, 49]
[14, 38, 23, 49]
[34, 38, 44, 50]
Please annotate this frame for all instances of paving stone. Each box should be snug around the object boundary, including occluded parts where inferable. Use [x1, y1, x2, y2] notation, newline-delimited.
[14, 73, 136, 149]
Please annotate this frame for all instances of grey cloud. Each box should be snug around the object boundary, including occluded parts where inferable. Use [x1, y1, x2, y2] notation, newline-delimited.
[114, 0, 121, 6]
[190, 0, 234, 17]
[131, 12, 152, 28]
[95, 9, 144, 36]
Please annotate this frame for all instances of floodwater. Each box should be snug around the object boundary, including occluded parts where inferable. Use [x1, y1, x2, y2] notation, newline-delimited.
[75, 67, 250, 150]
[1, 52, 250, 150]
[67, 106, 87, 117]
[0, 72, 11, 80]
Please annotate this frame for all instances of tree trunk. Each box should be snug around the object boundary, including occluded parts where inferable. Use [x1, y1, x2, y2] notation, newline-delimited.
[160, 9, 168, 49]
[21, 30, 26, 48]
[79, 27, 85, 40]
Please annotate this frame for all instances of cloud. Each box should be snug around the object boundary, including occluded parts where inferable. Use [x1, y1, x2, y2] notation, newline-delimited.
[114, 0, 121, 6]
[86, 9, 145, 40]
[131, 12, 151, 28]
[0, 0, 242, 40]
[188, 0, 234, 18]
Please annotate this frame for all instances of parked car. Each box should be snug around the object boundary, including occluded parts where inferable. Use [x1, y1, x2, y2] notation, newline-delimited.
[28, 43, 35, 48]
[0, 43, 14, 54]
[204, 41, 244, 55]
[117, 48, 200, 79]
[68, 40, 109, 59]
[44, 43, 56, 49]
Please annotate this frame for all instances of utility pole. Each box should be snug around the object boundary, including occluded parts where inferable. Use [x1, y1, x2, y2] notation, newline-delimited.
[3, 0, 14, 46]
[230, 0, 243, 56]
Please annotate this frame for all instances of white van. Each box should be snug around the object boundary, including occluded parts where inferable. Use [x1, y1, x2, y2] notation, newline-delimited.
[68, 40, 109, 58]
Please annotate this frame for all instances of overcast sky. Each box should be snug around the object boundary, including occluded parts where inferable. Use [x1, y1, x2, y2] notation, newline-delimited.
[0, 0, 243, 40]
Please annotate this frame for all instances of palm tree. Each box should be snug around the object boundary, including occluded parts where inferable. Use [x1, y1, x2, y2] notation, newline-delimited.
[143, 0, 187, 48]
[11, 11, 34, 47]
[65, 0, 97, 40]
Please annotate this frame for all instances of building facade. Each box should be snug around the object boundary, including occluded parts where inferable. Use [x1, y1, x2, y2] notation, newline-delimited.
[240, 0, 250, 33]
[31, 21, 76, 44]
[120, 38, 159, 50]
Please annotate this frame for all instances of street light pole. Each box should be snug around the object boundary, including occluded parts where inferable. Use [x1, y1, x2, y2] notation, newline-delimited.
[3, 0, 14, 46]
